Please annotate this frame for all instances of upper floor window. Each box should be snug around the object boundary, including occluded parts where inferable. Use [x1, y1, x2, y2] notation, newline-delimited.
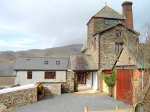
[44, 61, 48, 64]
[115, 42, 123, 54]
[45, 71, 56, 79]
[56, 60, 60, 65]
[27, 71, 32, 79]
[93, 37, 97, 50]
[116, 30, 122, 37]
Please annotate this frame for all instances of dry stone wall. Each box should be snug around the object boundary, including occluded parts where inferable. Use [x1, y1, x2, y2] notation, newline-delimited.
[62, 71, 74, 93]
[0, 85, 37, 108]
[43, 83, 61, 95]
[0, 104, 8, 112]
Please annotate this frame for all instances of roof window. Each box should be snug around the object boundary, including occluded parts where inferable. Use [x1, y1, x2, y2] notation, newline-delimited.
[44, 61, 48, 64]
[56, 60, 60, 65]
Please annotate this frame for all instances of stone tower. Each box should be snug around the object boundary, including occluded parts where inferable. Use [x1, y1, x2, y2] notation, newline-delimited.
[83, 1, 139, 70]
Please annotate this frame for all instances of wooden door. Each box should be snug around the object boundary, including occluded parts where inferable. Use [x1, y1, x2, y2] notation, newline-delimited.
[117, 69, 133, 104]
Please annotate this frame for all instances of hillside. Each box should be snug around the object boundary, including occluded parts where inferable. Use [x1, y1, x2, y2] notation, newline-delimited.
[0, 44, 83, 76]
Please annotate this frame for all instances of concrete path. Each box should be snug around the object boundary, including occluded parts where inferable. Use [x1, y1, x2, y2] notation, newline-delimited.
[16, 94, 130, 112]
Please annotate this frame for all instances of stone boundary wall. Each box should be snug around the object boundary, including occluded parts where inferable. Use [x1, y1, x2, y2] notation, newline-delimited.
[0, 84, 37, 108]
[42, 83, 61, 95]
[61, 71, 74, 93]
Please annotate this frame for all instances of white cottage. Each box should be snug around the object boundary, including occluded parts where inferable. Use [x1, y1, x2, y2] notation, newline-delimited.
[14, 56, 99, 94]
[14, 57, 70, 95]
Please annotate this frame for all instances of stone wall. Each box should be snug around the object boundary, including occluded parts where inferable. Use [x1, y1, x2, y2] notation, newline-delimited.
[86, 18, 139, 71]
[0, 104, 16, 112]
[143, 87, 150, 112]
[61, 71, 74, 93]
[99, 25, 138, 69]
[0, 85, 37, 108]
[42, 83, 61, 95]
[0, 104, 8, 112]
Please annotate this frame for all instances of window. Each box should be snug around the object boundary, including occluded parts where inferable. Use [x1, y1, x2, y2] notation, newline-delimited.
[44, 61, 48, 64]
[56, 60, 60, 65]
[115, 42, 123, 54]
[116, 30, 122, 37]
[45, 71, 56, 79]
[27, 71, 32, 79]
[93, 37, 96, 50]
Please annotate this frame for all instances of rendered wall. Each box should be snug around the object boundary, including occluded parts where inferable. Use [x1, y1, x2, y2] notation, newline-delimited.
[16, 71, 66, 85]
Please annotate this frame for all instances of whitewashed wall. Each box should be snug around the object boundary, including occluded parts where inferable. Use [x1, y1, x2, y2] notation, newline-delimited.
[86, 73, 92, 88]
[92, 72, 98, 90]
[102, 80, 109, 94]
[15, 71, 66, 85]
[86, 72, 98, 90]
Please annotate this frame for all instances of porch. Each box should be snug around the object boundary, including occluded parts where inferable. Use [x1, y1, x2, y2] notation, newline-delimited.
[74, 71, 99, 92]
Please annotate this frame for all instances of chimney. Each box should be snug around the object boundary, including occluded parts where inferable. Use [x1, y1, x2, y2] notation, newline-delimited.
[122, 1, 133, 29]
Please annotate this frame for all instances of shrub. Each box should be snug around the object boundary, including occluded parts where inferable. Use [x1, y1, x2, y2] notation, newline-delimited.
[104, 70, 116, 97]
[104, 70, 116, 87]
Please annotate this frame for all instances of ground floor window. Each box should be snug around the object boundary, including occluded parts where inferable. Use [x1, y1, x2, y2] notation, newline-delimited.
[45, 71, 56, 79]
[27, 71, 32, 79]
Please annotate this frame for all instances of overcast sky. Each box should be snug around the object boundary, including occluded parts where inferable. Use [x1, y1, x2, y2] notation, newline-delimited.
[0, 0, 149, 51]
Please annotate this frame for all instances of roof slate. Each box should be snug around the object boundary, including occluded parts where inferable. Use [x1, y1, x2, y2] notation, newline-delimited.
[94, 5, 125, 19]
[70, 55, 98, 71]
[14, 57, 69, 71]
[94, 23, 140, 36]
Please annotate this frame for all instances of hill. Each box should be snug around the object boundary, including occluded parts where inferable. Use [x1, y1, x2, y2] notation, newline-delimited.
[0, 44, 83, 76]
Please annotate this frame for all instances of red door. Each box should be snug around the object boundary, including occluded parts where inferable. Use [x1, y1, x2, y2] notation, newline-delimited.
[117, 69, 133, 104]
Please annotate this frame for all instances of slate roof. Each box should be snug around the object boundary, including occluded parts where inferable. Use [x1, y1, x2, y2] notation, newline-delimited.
[14, 57, 69, 71]
[94, 23, 140, 36]
[70, 55, 98, 71]
[94, 5, 125, 19]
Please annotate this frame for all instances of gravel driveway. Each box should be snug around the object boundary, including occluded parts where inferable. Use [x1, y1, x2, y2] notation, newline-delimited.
[16, 94, 129, 112]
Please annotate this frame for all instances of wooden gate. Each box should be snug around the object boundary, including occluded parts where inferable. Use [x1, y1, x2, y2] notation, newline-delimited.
[117, 69, 133, 104]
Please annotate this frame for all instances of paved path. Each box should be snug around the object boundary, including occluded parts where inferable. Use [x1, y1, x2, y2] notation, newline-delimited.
[16, 94, 130, 112]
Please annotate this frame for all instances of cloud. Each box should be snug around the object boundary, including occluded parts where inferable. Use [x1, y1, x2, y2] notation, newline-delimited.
[0, 0, 149, 51]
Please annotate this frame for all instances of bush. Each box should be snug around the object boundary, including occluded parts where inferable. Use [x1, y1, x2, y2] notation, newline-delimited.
[104, 70, 116, 87]
[104, 70, 116, 97]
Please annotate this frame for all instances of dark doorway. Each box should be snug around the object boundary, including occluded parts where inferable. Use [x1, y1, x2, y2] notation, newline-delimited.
[77, 72, 86, 84]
